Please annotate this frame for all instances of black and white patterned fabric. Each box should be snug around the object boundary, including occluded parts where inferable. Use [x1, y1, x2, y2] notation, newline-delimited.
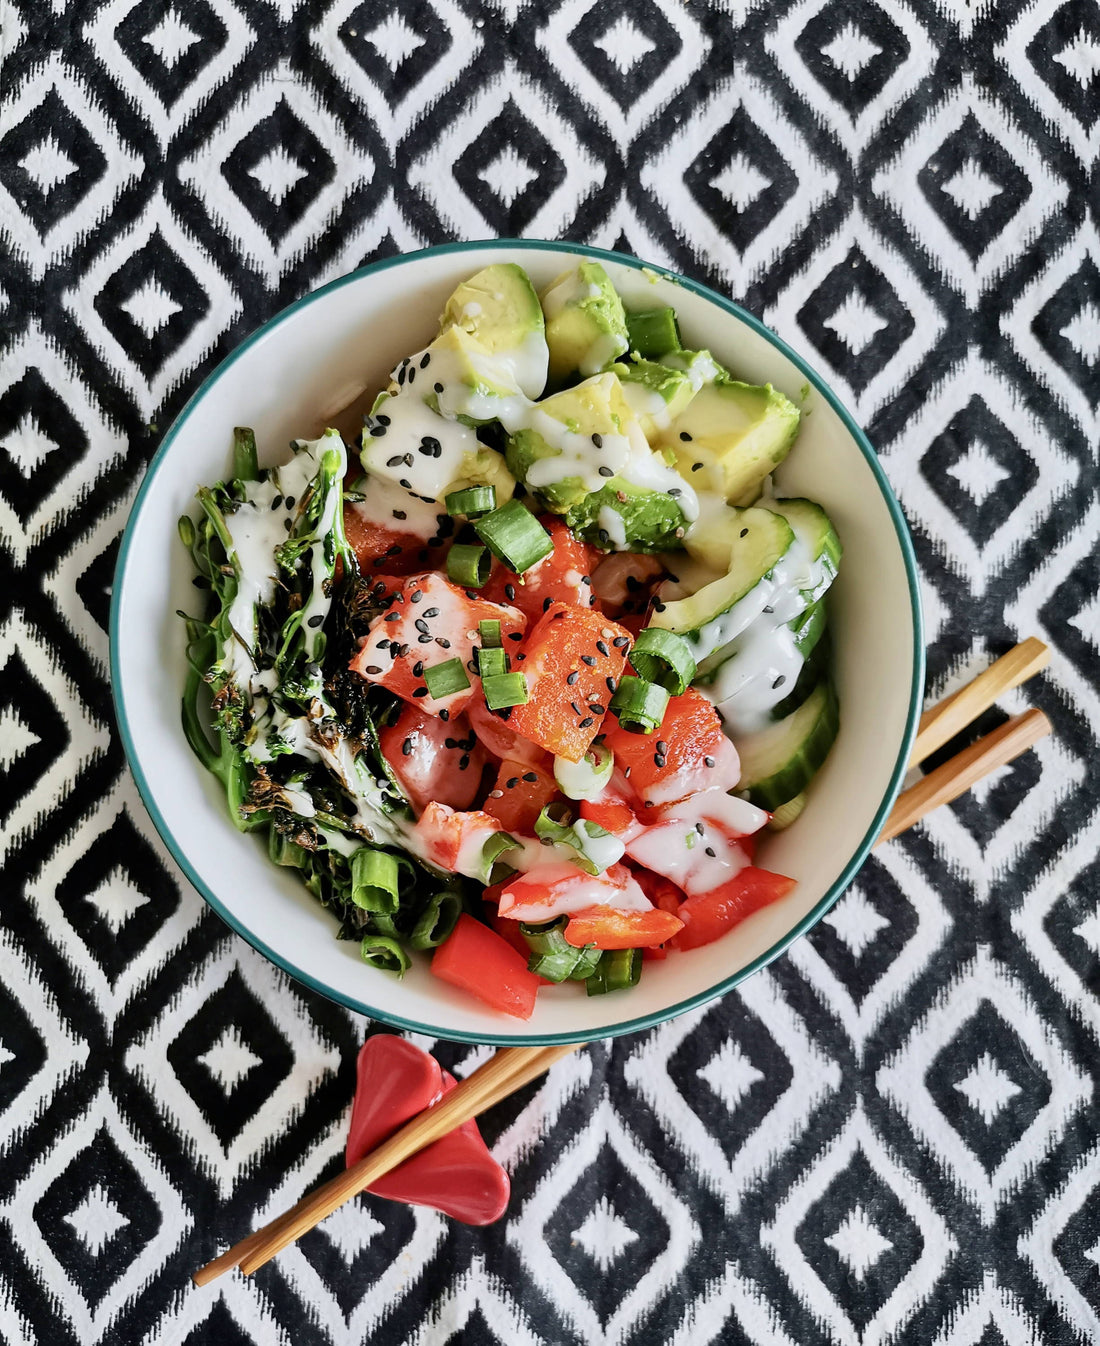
[2, 1, 1098, 1342]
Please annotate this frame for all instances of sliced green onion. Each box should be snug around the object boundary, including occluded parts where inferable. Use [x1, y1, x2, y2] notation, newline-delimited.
[479, 619, 503, 648]
[473, 498, 553, 574]
[482, 671, 528, 710]
[586, 947, 643, 995]
[629, 627, 697, 695]
[371, 912, 401, 939]
[268, 828, 308, 868]
[177, 514, 196, 548]
[533, 805, 619, 875]
[360, 934, 411, 975]
[767, 792, 807, 832]
[481, 830, 520, 883]
[409, 889, 463, 950]
[520, 917, 598, 983]
[554, 744, 614, 801]
[609, 675, 670, 734]
[233, 426, 259, 481]
[424, 657, 471, 700]
[445, 485, 496, 517]
[447, 543, 491, 588]
[351, 848, 400, 913]
[477, 645, 509, 679]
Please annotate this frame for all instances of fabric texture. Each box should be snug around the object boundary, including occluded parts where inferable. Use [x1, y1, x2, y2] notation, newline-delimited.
[1, 1, 1098, 1342]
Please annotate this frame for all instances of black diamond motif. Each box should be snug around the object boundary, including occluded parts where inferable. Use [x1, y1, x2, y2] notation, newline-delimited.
[797, 247, 914, 394]
[0, 368, 89, 525]
[917, 114, 1032, 261]
[920, 396, 1038, 546]
[54, 808, 179, 987]
[440, 1306, 502, 1345]
[0, 979, 46, 1121]
[166, 967, 294, 1148]
[1040, 546, 1100, 687]
[33, 1124, 161, 1311]
[452, 101, 565, 236]
[182, 1299, 254, 1346]
[667, 999, 791, 1163]
[0, 649, 67, 826]
[76, 534, 120, 637]
[1027, 0, 1100, 129]
[1042, 850, 1100, 1021]
[543, 1141, 668, 1327]
[569, 0, 682, 112]
[1031, 255, 1100, 408]
[795, 1148, 923, 1334]
[1052, 1164, 1100, 1307]
[297, 1193, 416, 1318]
[336, 1, 451, 103]
[926, 1000, 1050, 1170]
[115, 0, 227, 108]
[683, 105, 797, 256]
[807, 866, 917, 1005]
[0, 88, 107, 237]
[977, 1326, 1009, 1346]
[93, 230, 209, 379]
[947, 720, 1042, 845]
[222, 99, 336, 248]
[795, 1, 909, 118]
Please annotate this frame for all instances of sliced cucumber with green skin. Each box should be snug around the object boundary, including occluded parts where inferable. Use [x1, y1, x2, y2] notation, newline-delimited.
[770, 636, 830, 720]
[736, 679, 839, 811]
[766, 498, 842, 604]
[650, 507, 794, 660]
[791, 598, 827, 659]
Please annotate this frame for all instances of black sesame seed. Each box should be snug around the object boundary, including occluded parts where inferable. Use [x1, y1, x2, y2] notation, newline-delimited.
[571, 701, 582, 715]
[695, 822, 705, 835]
[704, 756, 716, 768]
[679, 431, 692, 442]
[418, 633, 433, 643]
[740, 528, 749, 538]
[439, 709, 450, 721]
[307, 614, 323, 628]
[458, 754, 470, 770]
[384, 612, 400, 622]
[613, 635, 630, 649]
[410, 589, 423, 603]
[507, 777, 519, 789]
[606, 676, 617, 693]
[653, 601, 666, 613]
[656, 740, 668, 754]
[413, 687, 427, 697]
[598, 466, 614, 477]
[363, 664, 382, 674]
[402, 737, 414, 756]
[407, 365, 417, 384]
[592, 433, 603, 448]
[504, 584, 516, 601]
[369, 425, 387, 437]
[581, 654, 596, 666]
[654, 754, 667, 769]
[543, 596, 553, 612]
[423, 607, 440, 618]
[588, 703, 605, 715]
[523, 772, 538, 783]
[567, 671, 579, 685]
[436, 638, 451, 649]
[579, 716, 594, 728]
[192, 575, 210, 589]
[669, 488, 682, 497]
[705, 846, 717, 858]
[691, 461, 703, 472]
[508, 631, 523, 641]
[412, 661, 424, 676]
[270, 495, 283, 509]
[772, 675, 786, 689]
[420, 353, 430, 368]
[392, 509, 407, 520]
[434, 381, 444, 394]
[596, 640, 609, 657]
[399, 478, 411, 490]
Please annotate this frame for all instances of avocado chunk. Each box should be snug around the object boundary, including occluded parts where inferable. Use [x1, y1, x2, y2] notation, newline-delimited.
[439, 263, 548, 399]
[540, 261, 630, 387]
[609, 359, 696, 439]
[658, 379, 800, 505]
[504, 372, 690, 549]
[421, 325, 525, 427]
[626, 306, 682, 358]
[658, 348, 728, 390]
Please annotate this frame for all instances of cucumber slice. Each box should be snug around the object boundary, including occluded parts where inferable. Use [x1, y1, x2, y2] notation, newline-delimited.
[736, 679, 839, 811]
[766, 792, 807, 831]
[770, 636, 830, 720]
[766, 498, 842, 604]
[791, 598, 827, 659]
[650, 507, 794, 660]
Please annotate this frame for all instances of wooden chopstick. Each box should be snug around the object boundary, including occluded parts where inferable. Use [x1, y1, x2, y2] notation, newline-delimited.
[195, 639, 1054, 1285]
[909, 638, 1049, 767]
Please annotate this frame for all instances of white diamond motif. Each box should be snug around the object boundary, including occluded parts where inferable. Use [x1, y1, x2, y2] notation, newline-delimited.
[199, 1027, 263, 1090]
[1086, 1239, 1100, 1270]
[248, 146, 309, 204]
[823, 292, 889, 355]
[593, 17, 655, 74]
[697, 1038, 764, 1112]
[363, 13, 424, 70]
[945, 438, 1010, 504]
[119, 279, 182, 336]
[3, 412, 60, 479]
[142, 9, 200, 67]
[823, 888, 891, 957]
[19, 136, 77, 193]
[322, 1200, 385, 1262]
[1069, 591, 1100, 650]
[0, 1042, 14, 1068]
[63, 1185, 129, 1256]
[478, 145, 539, 207]
[711, 153, 770, 210]
[1073, 907, 1100, 955]
[821, 23, 881, 80]
[824, 1205, 893, 1280]
[1061, 302, 1100, 364]
[940, 158, 1003, 219]
[572, 1194, 639, 1272]
[1054, 31, 1100, 86]
[83, 866, 150, 934]
[955, 1053, 1022, 1124]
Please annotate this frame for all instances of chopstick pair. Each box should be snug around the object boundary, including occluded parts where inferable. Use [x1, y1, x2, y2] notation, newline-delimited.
[195, 637, 1052, 1285]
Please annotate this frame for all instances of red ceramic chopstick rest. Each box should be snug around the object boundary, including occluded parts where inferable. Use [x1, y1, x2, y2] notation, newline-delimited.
[345, 1034, 510, 1225]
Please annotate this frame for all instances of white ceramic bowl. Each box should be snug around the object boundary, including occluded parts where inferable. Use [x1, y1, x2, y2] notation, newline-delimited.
[111, 241, 923, 1045]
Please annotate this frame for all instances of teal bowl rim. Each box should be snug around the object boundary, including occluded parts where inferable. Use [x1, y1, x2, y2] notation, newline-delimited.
[110, 238, 925, 1046]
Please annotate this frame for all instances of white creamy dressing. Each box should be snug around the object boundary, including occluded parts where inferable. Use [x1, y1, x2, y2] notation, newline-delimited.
[498, 861, 651, 922]
[620, 381, 674, 433]
[597, 505, 628, 547]
[581, 329, 629, 375]
[347, 476, 444, 539]
[626, 812, 750, 897]
[554, 748, 613, 800]
[571, 820, 626, 872]
[655, 787, 768, 836]
[361, 388, 477, 501]
[661, 349, 724, 392]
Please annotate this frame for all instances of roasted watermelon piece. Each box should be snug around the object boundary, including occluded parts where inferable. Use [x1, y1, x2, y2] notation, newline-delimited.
[508, 602, 633, 763]
[482, 758, 561, 834]
[481, 516, 600, 623]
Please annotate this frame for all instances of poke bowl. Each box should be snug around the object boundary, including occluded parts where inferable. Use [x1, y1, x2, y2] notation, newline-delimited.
[110, 240, 923, 1045]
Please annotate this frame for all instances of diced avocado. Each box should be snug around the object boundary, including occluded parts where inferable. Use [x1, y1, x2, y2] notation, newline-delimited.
[566, 480, 687, 553]
[609, 359, 696, 440]
[649, 507, 795, 658]
[659, 379, 800, 505]
[439, 263, 548, 398]
[421, 325, 525, 427]
[540, 261, 629, 387]
[626, 306, 682, 358]
[736, 679, 839, 811]
[444, 446, 516, 504]
[658, 348, 729, 390]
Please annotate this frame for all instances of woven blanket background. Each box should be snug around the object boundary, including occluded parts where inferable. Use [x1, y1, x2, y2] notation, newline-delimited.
[1, 0, 1098, 1342]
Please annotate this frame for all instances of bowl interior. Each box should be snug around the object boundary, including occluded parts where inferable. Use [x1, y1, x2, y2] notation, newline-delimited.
[112, 242, 922, 1044]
